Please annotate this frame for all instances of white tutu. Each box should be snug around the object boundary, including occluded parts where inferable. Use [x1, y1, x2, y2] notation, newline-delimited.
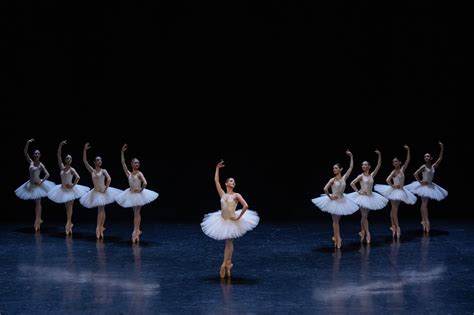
[15, 180, 56, 200]
[47, 184, 90, 203]
[374, 184, 417, 204]
[79, 187, 122, 208]
[346, 192, 389, 210]
[311, 194, 359, 215]
[404, 181, 448, 201]
[114, 188, 159, 208]
[201, 209, 260, 240]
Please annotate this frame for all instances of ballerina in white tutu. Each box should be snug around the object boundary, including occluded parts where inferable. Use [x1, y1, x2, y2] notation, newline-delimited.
[348, 150, 388, 244]
[15, 138, 55, 231]
[79, 142, 122, 239]
[47, 140, 90, 235]
[115, 144, 159, 243]
[311, 150, 358, 249]
[201, 160, 260, 278]
[374, 145, 416, 238]
[405, 142, 447, 233]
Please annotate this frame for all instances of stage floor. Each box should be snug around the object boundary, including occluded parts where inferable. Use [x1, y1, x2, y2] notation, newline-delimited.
[1, 219, 473, 314]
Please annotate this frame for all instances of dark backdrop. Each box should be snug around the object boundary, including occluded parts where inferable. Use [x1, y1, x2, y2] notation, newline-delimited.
[2, 1, 468, 222]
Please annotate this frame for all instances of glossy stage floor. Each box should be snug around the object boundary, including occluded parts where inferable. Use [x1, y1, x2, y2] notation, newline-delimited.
[1, 219, 473, 314]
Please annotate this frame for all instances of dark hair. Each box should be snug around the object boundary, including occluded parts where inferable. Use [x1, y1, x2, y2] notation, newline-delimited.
[225, 177, 233, 183]
[334, 163, 343, 169]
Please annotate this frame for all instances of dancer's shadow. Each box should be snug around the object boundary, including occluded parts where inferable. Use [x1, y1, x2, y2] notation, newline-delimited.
[314, 228, 449, 253]
[15, 227, 54, 234]
[204, 276, 260, 285]
[60, 233, 123, 243]
[314, 241, 362, 253]
[15, 227, 124, 243]
[47, 231, 88, 239]
[381, 229, 449, 243]
[406, 229, 449, 237]
[114, 240, 158, 247]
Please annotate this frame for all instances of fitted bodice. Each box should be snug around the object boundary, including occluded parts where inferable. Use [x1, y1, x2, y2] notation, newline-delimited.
[359, 174, 374, 194]
[392, 171, 405, 187]
[128, 173, 141, 190]
[60, 168, 73, 186]
[92, 169, 106, 191]
[29, 163, 42, 184]
[331, 178, 346, 197]
[422, 166, 435, 184]
[220, 194, 238, 219]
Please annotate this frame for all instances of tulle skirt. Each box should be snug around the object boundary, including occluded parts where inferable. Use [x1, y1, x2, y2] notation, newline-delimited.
[311, 195, 359, 215]
[346, 191, 389, 210]
[404, 181, 448, 201]
[201, 209, 260, 240]
[114, 188, 159, 208]
[79, 187, 122, 208]
[47, 184, 90, 203]
[374, 184, 417, 204]
[15, 180, 56, 200]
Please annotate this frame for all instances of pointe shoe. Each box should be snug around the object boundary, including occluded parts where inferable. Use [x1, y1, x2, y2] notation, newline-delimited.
[359, 231, 365, 243]
[366, 232, 371, 244]
[132, 230, 142, 243]
[65, 223, 73, 235]
[100, 227, 105, 238]
[425, 221, 430, 233]
[219, 264, 226, 278]
[421, 221, 427, 233]
[390, 226, 396, 238]
[225, 263, 233, 277]
[34, 219, 43, 232]
[332, 236, 337, 248]
[337, 238, 342, 249]
[396, 227, 401, 239]
[96, 227, 101, 239]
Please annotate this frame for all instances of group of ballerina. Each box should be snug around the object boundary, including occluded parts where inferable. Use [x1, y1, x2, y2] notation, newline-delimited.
[311, 142, 448, 249]
[15, 138, 447, 278]
[15, 139, 159, 242]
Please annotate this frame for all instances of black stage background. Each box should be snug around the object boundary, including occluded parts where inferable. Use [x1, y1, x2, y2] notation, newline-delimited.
[2, 0, 468, 222]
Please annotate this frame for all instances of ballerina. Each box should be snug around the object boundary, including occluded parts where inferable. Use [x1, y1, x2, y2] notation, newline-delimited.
[374, 145, 417, 238]
[201, 160, 260, 278]
[47, 140, 90, 235]
[79, 142, 122, 239]
[405, 142, 448, 233]
[347, 150, 388, 244]
[311, 150, 359, 248]
[15, 138, 55, 231]
[114, 144, 159, 242]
